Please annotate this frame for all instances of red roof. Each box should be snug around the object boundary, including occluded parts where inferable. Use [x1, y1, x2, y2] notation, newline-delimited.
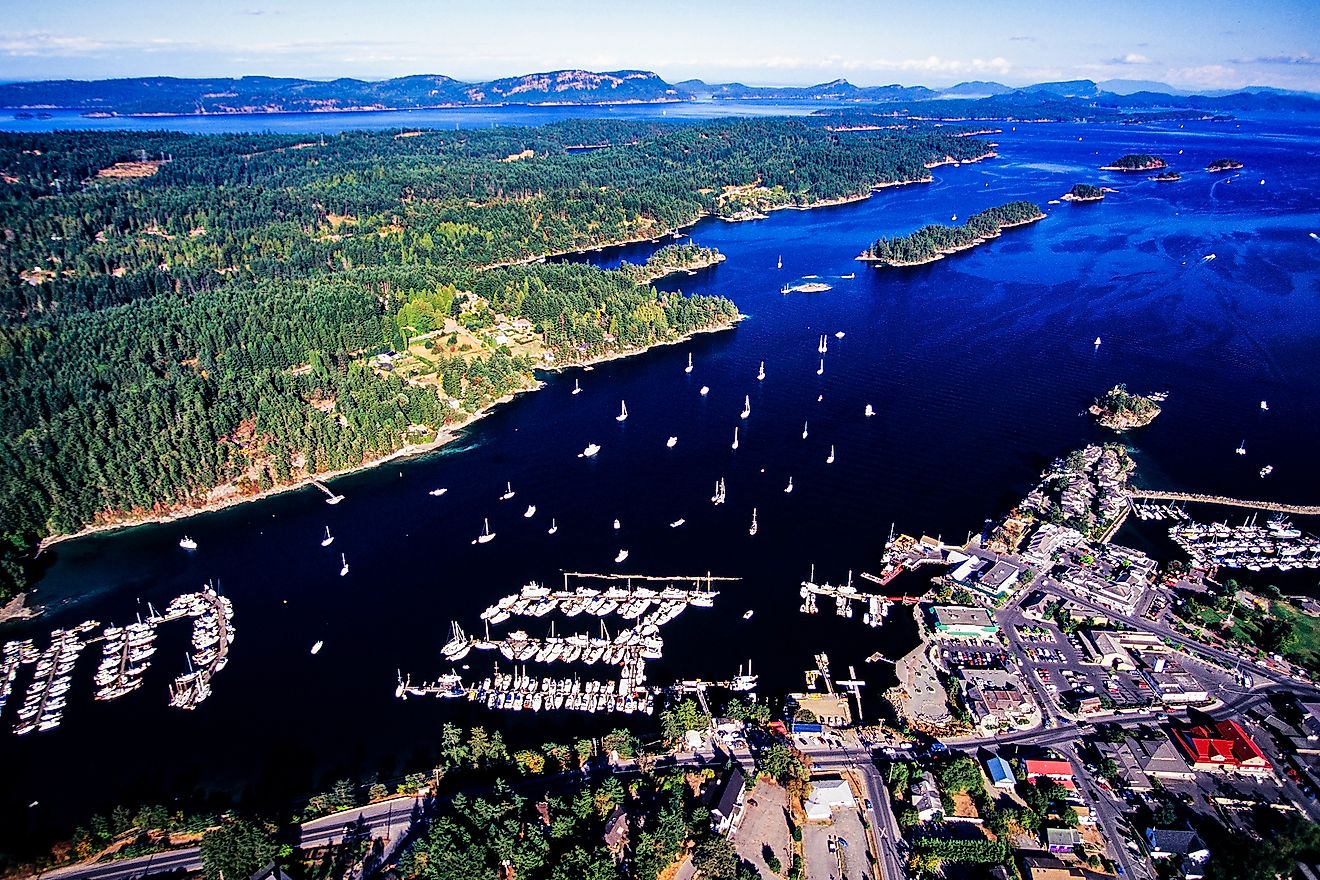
[1174, 720, 1271, 770]
[1024, 759, 1076, 789]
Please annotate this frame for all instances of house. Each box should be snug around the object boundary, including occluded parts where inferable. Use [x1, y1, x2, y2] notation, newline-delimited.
[1173, 720, 1273, 775]
[1098, 735, 1195, 791]
[930, 605, 1000, 639]
[603, 805, 629, 863]
[1047, 827, 1083, 853]
[1025, 758, 1076, 790]
[1022, 853, 1087, 880]
[910, 771, 943, 822]
[249, 865, 295, 880]
[804, 777, 855, 821]
[1145, 828, 1210, 879]
[710, 766, 746, 834]
[985, 755, 1016, 790]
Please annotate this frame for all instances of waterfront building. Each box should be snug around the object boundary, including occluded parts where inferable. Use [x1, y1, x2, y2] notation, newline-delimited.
[930, 605, 999, 639]
[710, 765, 746, 834]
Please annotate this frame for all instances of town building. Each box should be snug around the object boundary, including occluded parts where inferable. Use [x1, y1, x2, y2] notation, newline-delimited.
[930, 605, 1000, 639]
[1076, 629, 1167, 671]
[804, 777, 855, 822]
[957, 668, 1035, 733]
[1024, 758, 1076, 790]
[1096, 735, 1195, 790]
[1145, 828, 1210, 879]
[710, 766, 746, 834]
[1173, 720, 1273, 775]
[1047, 827, 1084, 854]
[985, 755, 1016, 789]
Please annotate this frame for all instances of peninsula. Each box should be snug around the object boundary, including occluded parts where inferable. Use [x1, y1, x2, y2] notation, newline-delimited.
[1061, 183, 1105, 202]
[1101, 153, 1168, 171]
[1207, 157, 1244, 172]
[1089, 384, 1162, 430]
[858, 200, 1045, 268]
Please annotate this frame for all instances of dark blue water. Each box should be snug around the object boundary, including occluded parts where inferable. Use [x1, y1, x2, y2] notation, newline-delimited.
[3, 114, 1320, 848]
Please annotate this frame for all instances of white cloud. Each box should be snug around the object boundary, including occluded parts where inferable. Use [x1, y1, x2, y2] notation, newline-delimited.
[1121, 53, 1150, 64]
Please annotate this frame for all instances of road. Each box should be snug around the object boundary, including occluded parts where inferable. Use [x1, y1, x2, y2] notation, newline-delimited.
[805, 747, 907, 880]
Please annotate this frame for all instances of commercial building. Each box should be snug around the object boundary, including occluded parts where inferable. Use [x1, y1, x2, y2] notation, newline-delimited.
[958, 668, 1035, 733]
[1096, 735, 1195, 790]
[1047, 828, 1083, 853]
[1024, 758, 1076, 790]
[1136, 653, 1209, 706]
[1173, 720, 1273, 775]
[1076, 629, 1167, 671]
[804, 777, 855, 821]
[930, 605, 999, 639]
[985, 755, 1016, 790]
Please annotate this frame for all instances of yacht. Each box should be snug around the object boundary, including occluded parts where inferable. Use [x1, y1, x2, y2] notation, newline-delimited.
[826, 445, 835, 464]
[816, 359, 824, 376]
[524, 505, 537, 518]
[579, 442, 601, 458]
[1260, 465, 1274, 478]
[613, 518, 621, 530]
[615, 549, 629, 563]
[743, 610, 754, 619]
[572, 378, 582, 395]
[310, 640, 324, 655]
[685, 352, 693, 374]
[320, 527, 334, 547]
[835, 330, 845, 338]
[732, 426, 739, 450]
[178, 536, 197, 550]
[666, 436, 677, 448]
[616, 400, 628, 422]
[741, 395, 751, 419]
[500, 482, 515, 500]
[1235, 440, 1247, 456]
[428, 487, 448, 496]
[339, 554, 349, 577]
[757, 361, 765, 381]
[802, 421, 809, 440]
[700, 385, 709, 396]
[864, 403, 875, 417]
[749, 508, 758, 536]
[326, 494, 343, 505]
[670, 518, 686, 528]
[547, 519, 558, 535]
[477, 518, 496, 544]
[1260, 400, 1269, 412]
[784, 477, 794, 494]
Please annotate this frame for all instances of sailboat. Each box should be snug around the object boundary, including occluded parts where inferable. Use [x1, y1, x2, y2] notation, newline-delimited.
[741, 396, 751, 419]
[711, 478, 726, 505]
[826, 445, 835, 464]
[572, 379, 582, 395]
[428, 487, 448, 496]
[1236, 440, 1247, 456]
[614, 549, 629, 563]
[524, 505, 536, 518]
[178, 535, 198, 550]
[685, 353, 693, 374]
[666, 436, 677, 448]
[802, 421, 809, 440]
[477, 518, 496, 544]
[864, 403, 875, 417]
[700, 385, 710, 396]
[749, 508, 758, 536]
[310, 640, 324, 655]
[579, 442, 601, 458]
[816, 359, 824, 376]
[339, 554, 349, 577]
[500, 482, 515, 500]
[777, 254, 782, 269]
[732, 426, 739, 450]
[547, 519, 558, 535]
[1093, 336, 1102, 348]
[616, 400, 628, 422]
[821, 335, 828, 354]
[757, 361, 765, 381]
[784, 477, 794, 493]
[320, 527, 334, 547]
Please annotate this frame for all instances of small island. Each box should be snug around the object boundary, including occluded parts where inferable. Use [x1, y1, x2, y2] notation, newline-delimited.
[1089, 384, 1162, 430]
[1062, 183, 1105, 202]
[1152, 170, 1181, 182]
[858, 200, 1045, 268]
[617, 244, 726, 285]
[1101, 153, 1167, 172]
[1207, 157, 1244, 172]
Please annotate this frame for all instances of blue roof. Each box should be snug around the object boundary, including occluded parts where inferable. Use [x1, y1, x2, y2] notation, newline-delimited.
[986, 755, 1014, 784]
[793, 721, 823, 733]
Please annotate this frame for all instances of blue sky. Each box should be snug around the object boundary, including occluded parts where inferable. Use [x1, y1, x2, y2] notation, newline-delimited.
[3, 0, 1318, 91]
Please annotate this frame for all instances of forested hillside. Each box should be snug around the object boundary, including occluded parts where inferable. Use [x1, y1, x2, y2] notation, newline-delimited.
[0, 118, 991, 597]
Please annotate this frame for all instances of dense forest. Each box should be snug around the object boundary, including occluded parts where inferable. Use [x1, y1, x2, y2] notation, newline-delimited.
[1103, 153, 1166, 170]
[0, 118, 992, 599]
[1066, 183, 1104, 201]
[860, 200, 1044, 266]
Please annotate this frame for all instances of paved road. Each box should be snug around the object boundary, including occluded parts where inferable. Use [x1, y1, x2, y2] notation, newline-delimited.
[804, 747, 906, 880]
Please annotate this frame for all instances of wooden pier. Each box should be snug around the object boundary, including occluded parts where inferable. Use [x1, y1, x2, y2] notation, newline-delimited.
[1128, 490, 1320, 517]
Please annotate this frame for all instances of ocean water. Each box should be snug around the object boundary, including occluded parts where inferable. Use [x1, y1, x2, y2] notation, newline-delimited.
[2, 113, 1319, 848]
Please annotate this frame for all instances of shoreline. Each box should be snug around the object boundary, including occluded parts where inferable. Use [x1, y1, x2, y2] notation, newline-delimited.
[857, 211, 1045, 268]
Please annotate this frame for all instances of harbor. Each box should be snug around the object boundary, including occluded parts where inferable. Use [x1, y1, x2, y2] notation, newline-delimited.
[1168, 515, 1320, 572]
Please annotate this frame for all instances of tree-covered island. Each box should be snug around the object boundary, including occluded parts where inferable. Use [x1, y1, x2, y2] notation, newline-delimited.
[1207, 157, 1244, 172]
[1089, 384, 1162, 430]
[1152, 170, 1181, 181]
[858, 200, 1045, 267]
[1062, 183, 1105, 202]
[615, 243, 725, 285]
[1101, 153, 1167, 171]
[0, 119, 995, 599]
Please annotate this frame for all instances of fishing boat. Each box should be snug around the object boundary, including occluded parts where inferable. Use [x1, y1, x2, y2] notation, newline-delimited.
[670, 518, 686, 528]
[1260, 400, 1269, 412]
[685, 352, 693, 374]
[802, 421, 809, 440]
[428, 487, 448, 497]
[749, 508, 758, 536]
[178, 536, 198, 550]
[572, 379, 582, 395]
[320, 527, 334, 547]
[864, 403, 875, 417]
[500, 482, 516, 500]
[614, 549, 629, 563]
[757, 361, 765, 381]
[1260, 465, 1274, 478]
[1236, 440, 1247, 456]
[816, 359, 824, 376]
[700, 385, 709, 396]
[784, 477, 794, 494]
[666, 436, 677, 448]
[524, 505, 536, 518]
[616, 400, 628, 422]
[548, 519, 558, 535]
[741, 396, 751, 419]
[477, 518, 496, 544]
[579, 442, 601, 458]
[339, 554, 349, 577]
[731, 426, 739, 450]
[826, 445, 835, 464]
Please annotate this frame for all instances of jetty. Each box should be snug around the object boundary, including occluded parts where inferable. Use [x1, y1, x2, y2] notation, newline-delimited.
[311, 479, 343, 504]
[1128, 489, 1320, 517]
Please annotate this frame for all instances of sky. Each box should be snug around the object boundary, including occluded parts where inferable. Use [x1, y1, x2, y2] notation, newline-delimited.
[2, 0, 1319, 93]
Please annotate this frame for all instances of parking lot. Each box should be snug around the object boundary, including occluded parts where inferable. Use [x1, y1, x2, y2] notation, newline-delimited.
[803, 807, 871, 880]
[733, 780, 792, 878]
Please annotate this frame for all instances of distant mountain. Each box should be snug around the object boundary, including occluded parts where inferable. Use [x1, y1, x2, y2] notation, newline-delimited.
[938, 81, 1013, 98]
[695, 78, 936, 102]
[1019, 79, 1101, 98]
[1097, 79, 1184, 96]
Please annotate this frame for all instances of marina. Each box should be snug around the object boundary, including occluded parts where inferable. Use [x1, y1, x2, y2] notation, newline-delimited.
[1168, 515, 1320, 572]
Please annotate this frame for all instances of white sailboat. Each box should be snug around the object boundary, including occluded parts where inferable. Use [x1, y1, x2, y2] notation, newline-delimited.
[784, 477, 794, 494]
[500, 482, 515, 500]
[864, 404, 875, 417]
[757, 361, 765, 381]
[700, 385, 709, 396]
[579, 442, 601, 458]
[477, 518, 496, 544]
[524, 505, 536, 518]
[572, 378, 582, 395]
[616, 400, 628, 422]
[802, 421, 809, 440]
[685, 352, 693, 374]
[310, 640, 324, 655]
[339, 554, 349, 577]
[614, 549, 629, 563]
[711, 478, 726, 505]
[178, 535, 198, 550]
[1094, 336, 1102, 348]
[1236, 439, 1247, 456]
[741, 395, 751, 419]
[670, 517, 686, 528]
[428, 487, 448, 496]
[749, 508, 758, 536]
[826, 445, 835, 464]
[732, 426, 739, 450]
[816, 359, 824, 376]
[777, 254, 782, 269]
[547, 519, 558, 535]
[821, 334, 828, 354]
[320, 527, 334, 547]
[666, 436, 677, 448]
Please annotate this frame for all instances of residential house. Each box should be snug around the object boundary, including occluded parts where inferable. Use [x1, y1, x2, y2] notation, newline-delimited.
[1047, 827, 1083, 854]
[710, 766, 746, 834]
[603, 805, 630, 864]
[1022, 853, 1088, 880]
[985, 755, 1016, 790]
[911, 771, 943, 822]
[1145, 828, 1210, 880]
